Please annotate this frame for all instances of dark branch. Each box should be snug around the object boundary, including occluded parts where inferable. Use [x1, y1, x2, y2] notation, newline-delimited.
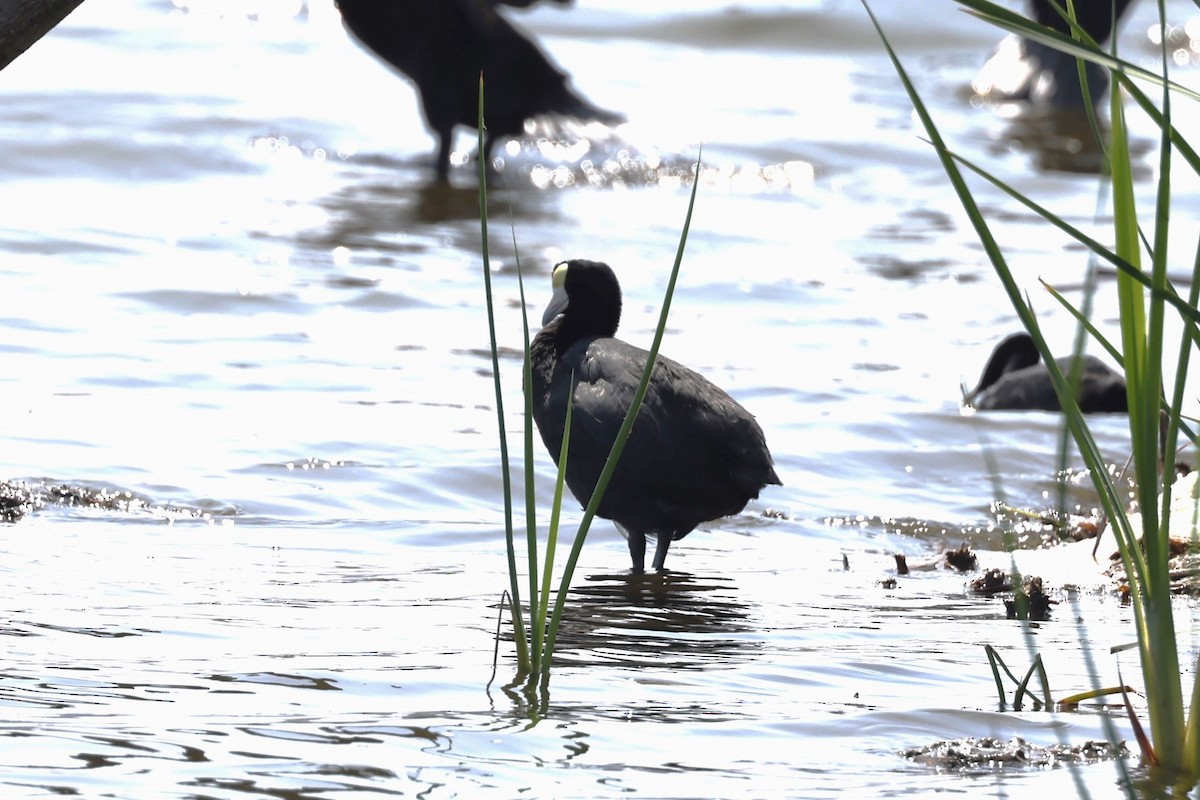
[0, 0, 87, 72]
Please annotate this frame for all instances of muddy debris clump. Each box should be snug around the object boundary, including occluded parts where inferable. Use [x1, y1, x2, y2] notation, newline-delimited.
[904, 735, 1127, 772]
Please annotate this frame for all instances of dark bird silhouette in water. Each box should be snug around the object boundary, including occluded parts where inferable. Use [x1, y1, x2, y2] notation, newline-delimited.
[530, 260, 781, 572]
[966, 333, 1127, 413]
[335, 0, 622, 180]
[976, 0, 1135, 109]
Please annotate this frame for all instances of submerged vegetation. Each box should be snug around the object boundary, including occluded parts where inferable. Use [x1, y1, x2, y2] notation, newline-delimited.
[865, 0, 1200, 788]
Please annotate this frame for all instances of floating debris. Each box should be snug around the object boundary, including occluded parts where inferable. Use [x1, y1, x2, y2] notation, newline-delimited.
[942, 543, 978, 572]
[970, 568, 1011, 596]
[893, 544, 975, 575]
[1005, 576, 1054, 621]
[972, 568, 1055, 619]
[0, 481, 35, 523]
[0, 479, 216, 524]
[993, 501, 1107, 545]
[1108, 545, 1200, 596]
[904, 736, 1128, 772]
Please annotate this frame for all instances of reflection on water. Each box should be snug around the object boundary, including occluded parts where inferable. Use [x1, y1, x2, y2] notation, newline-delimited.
[975, 101, 1164, 176]
[551, 571, 756, 670]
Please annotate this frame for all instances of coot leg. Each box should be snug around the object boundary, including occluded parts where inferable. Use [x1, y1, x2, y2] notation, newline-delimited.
[434, 131, 452, 181]
[624, 526, 647, 573]
[651, 533, 672, 572]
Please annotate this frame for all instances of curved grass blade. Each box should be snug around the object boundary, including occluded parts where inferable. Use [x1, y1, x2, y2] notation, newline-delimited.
[1013, 653, 1052, 710]
[478, 74, 530, 673]
[944, 149, 1200, 329]
[955, 0, 1200, 102]
[536, 388, 573, 646]
[538, 149, 704, 683]
[862, 0, 1133, 555]
[1057, 684, 1138, 710]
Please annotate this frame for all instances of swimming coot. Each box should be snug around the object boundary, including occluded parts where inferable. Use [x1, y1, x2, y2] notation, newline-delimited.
[334, 0, 622, 180]
[967, 333, 1127, 413]
[530, 259, 781, 572]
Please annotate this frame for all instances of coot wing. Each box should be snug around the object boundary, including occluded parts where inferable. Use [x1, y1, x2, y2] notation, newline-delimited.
[559, 339, 775, 533]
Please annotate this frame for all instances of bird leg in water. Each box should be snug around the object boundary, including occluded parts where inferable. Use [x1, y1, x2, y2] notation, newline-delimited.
[617, 524, 673, 572]
[651, 532, 672, 572]
[616, 521, 648, 573]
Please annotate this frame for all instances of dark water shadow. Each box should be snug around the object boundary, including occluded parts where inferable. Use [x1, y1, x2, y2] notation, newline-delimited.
[546, 570, 758, 670]
[304, 124, 714, 253]
[987, 105, 1153, 176]
[310, 174, 562, 251]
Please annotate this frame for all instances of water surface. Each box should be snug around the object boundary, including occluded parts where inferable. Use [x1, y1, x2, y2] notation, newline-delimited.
[0, 0, 1198, 796]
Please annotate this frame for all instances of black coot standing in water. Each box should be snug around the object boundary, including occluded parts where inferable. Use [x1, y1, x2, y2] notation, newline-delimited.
[334, 0, 622, 180]
[966, 332, 1127, 413]
[530, 260, 781, 572]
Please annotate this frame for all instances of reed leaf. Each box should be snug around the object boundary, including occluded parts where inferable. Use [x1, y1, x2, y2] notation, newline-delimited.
[954, 0, 1200, 102]
[539, 150, 703, 684]
[536, 388, 573, 643]
[478, 61, 701, 692]
[861, 0, 1132, 549]
[869, 0, 1200, 781]
[478, 75, 530, 673]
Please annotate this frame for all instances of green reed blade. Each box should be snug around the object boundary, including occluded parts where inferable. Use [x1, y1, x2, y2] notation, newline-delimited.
[536, 386, 573, 653]
[1117, 73, 1200, 179]
[478, 74, 529, 672]
[505, 208, 542, 677]
[515, 254, 541, 677]
[863, 1, 1131, 552]
[984, 645, 1009, 707]
[518, 256, 542, 677]
[954, 0, 1200, 102]
[1119, 3, 1187, 767]
[944, 150, 1200, 328]
[1042, 281, 1125, 367]
[538, 149, 704, 684]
